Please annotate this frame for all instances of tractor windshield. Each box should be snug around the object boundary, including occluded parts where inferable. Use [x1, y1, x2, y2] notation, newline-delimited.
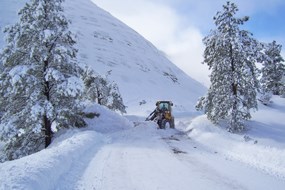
[158, 102, 169, 111]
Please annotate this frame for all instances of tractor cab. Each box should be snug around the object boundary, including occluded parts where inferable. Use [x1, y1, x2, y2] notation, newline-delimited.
[146, 101, 175, 129]
[157, 101, 171, 111]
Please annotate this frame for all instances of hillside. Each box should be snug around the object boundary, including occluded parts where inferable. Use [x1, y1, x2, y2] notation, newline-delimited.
[0, 0, 206, 115]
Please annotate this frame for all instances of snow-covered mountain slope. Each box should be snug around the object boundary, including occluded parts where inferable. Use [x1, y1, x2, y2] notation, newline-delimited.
[0, 0, 206, 115]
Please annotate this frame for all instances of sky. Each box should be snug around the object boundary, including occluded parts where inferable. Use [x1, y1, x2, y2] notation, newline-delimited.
[91, 0, 285, 86]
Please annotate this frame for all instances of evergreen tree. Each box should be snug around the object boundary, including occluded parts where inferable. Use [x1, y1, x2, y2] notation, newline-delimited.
[107, 83, 127, 114]
[196, 2, 261, 132]
[83, 68, 126, 114]
[0, 0, 85, 161]
[260, 41, 285, 102]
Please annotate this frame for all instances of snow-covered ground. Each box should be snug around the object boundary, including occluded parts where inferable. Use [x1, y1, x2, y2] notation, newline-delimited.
[1, 97, 285, 190]
[1, 0, 285, 189]
[183, 96, 285, 181]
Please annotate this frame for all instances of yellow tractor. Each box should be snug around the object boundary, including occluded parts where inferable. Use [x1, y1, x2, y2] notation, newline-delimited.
[146, 101, 175, 129]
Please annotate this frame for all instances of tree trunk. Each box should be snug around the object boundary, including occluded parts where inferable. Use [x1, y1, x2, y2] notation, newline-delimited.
[230, 44, 238, 131]
[96, 87, 102, 105]
[230, 44, 237, 96]
[44, 114, 52, 148]
[43, 60, 52, 147]
[273, 83, 279, 95]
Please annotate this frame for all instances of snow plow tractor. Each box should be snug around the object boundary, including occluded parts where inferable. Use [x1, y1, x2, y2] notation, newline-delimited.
[146, 101, 175, 129]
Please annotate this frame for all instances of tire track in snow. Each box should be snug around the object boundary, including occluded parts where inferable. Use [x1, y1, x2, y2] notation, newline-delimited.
[75, 124, 246, 190]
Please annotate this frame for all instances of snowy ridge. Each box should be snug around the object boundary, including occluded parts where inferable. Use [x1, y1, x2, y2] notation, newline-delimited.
[63, 0, 207, 114]
[0, 0, 206, 115]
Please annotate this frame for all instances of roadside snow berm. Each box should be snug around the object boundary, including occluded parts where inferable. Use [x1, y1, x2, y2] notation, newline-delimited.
[146, 101, 175, 129]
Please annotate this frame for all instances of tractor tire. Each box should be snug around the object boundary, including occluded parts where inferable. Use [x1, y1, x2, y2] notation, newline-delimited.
[160, 119, 167, 129]
[157, 120, 162, 129]
[170, 117, 175, 129]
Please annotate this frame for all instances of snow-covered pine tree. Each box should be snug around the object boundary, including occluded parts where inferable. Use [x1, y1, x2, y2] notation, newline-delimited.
[107, 83, 127, 114]
[260, 41, 285, 102]
[0, 0, 85, 161]
[196, 2, 261, 132]
[83, 68, 109, 105]
[83, 68, 126, 114]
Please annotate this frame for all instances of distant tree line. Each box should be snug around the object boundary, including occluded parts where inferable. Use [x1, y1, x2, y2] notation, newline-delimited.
[0, 0, 126, 162]
[196, 1, 285, 132]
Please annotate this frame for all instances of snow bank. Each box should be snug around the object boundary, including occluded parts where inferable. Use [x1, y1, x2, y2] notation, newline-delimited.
[0, 103, 131, 189]
[0, 130, 106, 190]
[84, 103, 133, 133]
[186, 96, 285, 179]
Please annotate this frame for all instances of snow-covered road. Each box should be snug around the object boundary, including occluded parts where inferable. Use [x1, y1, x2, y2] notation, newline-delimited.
[1, 103, 285, 190]
[66, 125, 235, 190]
[55, 120, 285, 190]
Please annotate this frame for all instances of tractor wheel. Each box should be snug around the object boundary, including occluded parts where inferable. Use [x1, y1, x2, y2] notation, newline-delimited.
[160, 119, 167, 129]
[157, 119, 162, 129]
[170, 117, 175, 129]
